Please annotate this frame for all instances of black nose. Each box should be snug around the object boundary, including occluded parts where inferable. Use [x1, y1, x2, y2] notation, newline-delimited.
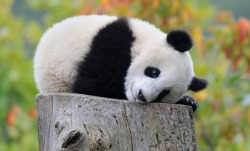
[138, 89, 146, 102]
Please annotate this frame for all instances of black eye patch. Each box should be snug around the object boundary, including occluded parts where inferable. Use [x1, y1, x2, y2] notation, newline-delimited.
[144, 66, 161, 78]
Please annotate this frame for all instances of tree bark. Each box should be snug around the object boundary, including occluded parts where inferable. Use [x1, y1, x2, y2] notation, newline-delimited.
[36, 93, 198, 151]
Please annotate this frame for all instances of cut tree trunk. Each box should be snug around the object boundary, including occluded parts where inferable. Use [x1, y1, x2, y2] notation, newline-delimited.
[36, 93, 197, 151]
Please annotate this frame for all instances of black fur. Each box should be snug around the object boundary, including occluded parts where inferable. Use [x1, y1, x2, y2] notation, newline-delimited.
[166, 30, 193, 52]
[72, 17, 135, 99]
[188, 76, 208, 92]
[151, 89, 170, 103]
[176, 96, 199, 112]
[138, 89, 146, 102]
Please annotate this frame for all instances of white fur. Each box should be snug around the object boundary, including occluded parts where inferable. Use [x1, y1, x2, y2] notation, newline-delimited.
[34, 15, 194, 103]
[125, 19, 194, 103]
[34, 15, 117, 93]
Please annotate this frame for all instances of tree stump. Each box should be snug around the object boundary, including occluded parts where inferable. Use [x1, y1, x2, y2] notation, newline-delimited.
[36, 93, 197, 151]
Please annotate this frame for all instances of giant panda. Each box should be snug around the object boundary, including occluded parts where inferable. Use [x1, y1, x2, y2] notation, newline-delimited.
[34, 15, 208, 111]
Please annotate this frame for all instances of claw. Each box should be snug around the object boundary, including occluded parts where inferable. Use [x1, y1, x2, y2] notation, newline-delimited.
[176, 96, 199, 112]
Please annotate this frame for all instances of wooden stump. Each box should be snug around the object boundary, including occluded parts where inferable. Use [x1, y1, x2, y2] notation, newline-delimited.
[36, 93, 197, 151]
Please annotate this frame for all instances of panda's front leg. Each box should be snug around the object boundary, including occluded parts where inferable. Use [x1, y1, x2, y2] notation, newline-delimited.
[176, 96, 199, 112]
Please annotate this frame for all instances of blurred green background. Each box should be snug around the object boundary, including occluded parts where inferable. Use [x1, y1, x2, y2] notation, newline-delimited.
[1, 0, 250, 150]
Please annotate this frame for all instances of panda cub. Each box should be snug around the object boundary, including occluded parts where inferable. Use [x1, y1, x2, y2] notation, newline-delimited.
[34, 15, 208, 111]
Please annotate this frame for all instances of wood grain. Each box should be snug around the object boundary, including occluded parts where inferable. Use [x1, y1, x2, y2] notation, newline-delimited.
[36, 93, 197, 151]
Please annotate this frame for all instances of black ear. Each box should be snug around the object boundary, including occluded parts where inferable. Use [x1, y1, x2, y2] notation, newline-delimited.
[167, 30, 193, 52]
[188, 76, 208, 92]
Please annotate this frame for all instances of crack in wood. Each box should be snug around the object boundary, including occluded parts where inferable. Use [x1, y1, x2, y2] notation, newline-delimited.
[62, 130, 83, 149]
[123, 102, 134, 151]
[83, 124, 111, 151]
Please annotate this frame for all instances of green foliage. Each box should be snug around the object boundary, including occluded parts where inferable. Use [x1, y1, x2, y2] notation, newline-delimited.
[1, 0, 250, 150]
[0, 0, 39, 150]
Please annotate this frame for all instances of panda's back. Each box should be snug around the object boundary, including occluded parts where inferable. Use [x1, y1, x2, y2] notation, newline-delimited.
[37, 15, 117, 59]
[34, 15, 118, 93]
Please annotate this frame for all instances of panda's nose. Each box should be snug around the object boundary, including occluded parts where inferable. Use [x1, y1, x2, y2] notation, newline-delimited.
[138, 89, 146, 102]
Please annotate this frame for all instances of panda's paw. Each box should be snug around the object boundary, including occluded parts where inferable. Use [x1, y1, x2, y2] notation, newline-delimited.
[176, 96, 199, 112]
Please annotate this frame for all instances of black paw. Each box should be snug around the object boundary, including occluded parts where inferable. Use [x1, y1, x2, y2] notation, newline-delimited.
[176, 96, 199, 112]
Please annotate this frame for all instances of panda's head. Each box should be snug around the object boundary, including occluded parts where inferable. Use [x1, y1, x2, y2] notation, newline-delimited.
[125, 29, 208, 103]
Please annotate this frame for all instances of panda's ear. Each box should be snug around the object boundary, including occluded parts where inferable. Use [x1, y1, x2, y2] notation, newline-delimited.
[166, 30, 193, 53]
[188, 76, 208, 92]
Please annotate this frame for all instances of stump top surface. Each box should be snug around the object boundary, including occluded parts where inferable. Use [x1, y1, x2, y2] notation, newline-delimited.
[36, 93, 193, 111]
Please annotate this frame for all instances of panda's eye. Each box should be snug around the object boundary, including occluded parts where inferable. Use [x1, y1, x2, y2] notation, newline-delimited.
[144, 66, 161, 78]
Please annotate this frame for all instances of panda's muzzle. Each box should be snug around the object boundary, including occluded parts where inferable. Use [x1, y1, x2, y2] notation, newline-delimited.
[152, 89, 171, 103]
[138, 89, 170, 103]
[138, 89, 147, 102]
